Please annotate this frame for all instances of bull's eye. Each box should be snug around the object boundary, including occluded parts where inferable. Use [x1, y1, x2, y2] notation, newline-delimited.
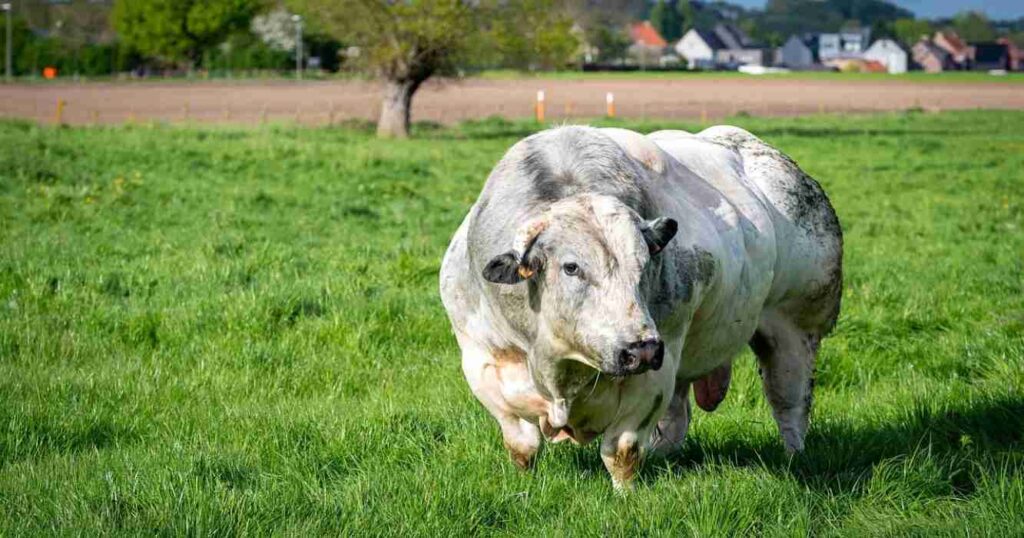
[562, 262, 580, 277]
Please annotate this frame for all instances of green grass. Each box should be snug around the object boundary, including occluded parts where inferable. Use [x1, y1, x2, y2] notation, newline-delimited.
[1, 110, 1022, 535]
[477, 68, 1024, 84]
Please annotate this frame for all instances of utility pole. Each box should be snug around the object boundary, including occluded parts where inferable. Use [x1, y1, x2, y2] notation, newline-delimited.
[292, 14, 303, 80]
[3, 3, 11, 82]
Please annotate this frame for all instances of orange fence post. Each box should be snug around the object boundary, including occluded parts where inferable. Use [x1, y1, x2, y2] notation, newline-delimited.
[54, 98, 66, 125]
[606, 92, 615, 118]
[535, 90, 545, 123]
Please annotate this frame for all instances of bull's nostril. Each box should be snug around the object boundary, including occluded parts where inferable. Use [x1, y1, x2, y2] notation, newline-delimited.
[618, 338, 664, 374]
[650, 341, 665, 371]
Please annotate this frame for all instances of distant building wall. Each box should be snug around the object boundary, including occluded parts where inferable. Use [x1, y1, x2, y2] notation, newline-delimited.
[912, 41, 949, 73]
[864, 39, 907, 74]
[714, 49, 766, 67]
[676, 30, 715, 69]
[779, 35, 814, 68]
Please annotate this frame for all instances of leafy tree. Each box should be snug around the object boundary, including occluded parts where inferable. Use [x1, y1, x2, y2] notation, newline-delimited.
[891, 18, 933, 47]
[677, 0, 696, 34]
[828, 0, 912, 25]
[293, 0, 576, 138]
[952, 11, 996, 42]
[588, 24, 631, 63]
[291, 0, 473, 138]
[650, 0, 682, 42]
[490, 0, 579, 71]
[564, 0, 643, 63]
[112, 0, 264, 67]
[759, 0, 911, 37]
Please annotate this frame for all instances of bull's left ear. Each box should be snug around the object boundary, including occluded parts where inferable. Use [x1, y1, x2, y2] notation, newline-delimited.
[642, 217, 678, 255]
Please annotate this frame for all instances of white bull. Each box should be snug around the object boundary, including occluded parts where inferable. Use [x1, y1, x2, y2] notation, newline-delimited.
[440, 125, 842, 489]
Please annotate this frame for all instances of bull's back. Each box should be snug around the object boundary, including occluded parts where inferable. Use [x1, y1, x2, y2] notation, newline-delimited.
[648, 126, 842, 334]
[697, 126, 843, 333]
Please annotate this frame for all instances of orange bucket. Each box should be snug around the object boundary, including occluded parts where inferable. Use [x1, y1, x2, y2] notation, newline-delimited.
[43, 66, 58, 79]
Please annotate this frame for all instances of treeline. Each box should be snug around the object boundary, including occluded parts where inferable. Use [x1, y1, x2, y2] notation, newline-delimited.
[0, 0, 344, 77]
[645, 0, 1024, 49]
[1, 0, 1022, 78]
[0, 0, 585, 78]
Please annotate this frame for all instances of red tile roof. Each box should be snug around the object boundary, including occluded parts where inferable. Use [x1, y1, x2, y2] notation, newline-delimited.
[934, 31, 968, 55]
[630, 21, 668, 48]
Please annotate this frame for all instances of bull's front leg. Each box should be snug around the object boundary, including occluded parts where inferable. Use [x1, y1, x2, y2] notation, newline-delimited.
[600, 382, 671, 491]
[458, 337, 545, 469]
[600, 430, 643, 491]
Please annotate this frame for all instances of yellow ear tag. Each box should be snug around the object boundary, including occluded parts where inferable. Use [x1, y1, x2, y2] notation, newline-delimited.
[517, 266, 535, 279]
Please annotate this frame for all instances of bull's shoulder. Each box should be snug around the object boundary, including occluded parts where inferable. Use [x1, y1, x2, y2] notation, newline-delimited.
[596, 127, 668, 175]
[440, 211, 479, 330]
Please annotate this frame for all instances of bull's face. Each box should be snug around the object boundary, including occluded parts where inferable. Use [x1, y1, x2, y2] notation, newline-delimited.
[483, 196, 677, 378]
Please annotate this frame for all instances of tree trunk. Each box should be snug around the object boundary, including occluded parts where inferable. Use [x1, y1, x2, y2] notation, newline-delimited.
[377, 78, 420, 139]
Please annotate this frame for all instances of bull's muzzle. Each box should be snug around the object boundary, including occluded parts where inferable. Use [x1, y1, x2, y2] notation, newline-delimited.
[615, 338, 664, 376]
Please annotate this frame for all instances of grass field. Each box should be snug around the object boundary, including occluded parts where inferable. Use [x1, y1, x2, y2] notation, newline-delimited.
[1, 110, 1022, 535]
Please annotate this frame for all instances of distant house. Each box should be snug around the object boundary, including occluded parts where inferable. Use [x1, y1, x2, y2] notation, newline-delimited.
[676, 23, 767, 69]
[863, 39, 908, 74]
[932, 31, 970, 67]
[997, 38, 1022, 71]
[676, 28, 723, 69]
[819, 28, 871, 61]
[777, 34, 818, 69]
[970, 42, 1011, 71]
[629, 21, 668, 66]
[912, 40, 953, 73]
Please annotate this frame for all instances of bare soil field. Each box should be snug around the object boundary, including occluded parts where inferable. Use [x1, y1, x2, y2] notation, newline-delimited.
[2, 77, 1023, 126]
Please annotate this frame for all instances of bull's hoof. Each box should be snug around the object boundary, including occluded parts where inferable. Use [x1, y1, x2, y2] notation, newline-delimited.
[504, 442, 536, 470]
[612, 477, 636, 494]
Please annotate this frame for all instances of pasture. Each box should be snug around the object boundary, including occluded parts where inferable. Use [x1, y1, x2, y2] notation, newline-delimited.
[1, 110, 1022, 535]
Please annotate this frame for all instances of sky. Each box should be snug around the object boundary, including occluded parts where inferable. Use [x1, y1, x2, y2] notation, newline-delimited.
[726, 1, 1024, 20]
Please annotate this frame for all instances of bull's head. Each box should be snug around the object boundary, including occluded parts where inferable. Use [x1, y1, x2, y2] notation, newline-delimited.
[483, 195, 677, 380]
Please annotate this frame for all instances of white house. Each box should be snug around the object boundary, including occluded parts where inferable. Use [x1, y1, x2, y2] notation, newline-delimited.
[676, 28, 721, 69]
[676, 24, 767, 70]
[864, 39, 908, 74]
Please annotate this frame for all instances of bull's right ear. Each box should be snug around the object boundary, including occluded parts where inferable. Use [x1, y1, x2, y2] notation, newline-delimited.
[485, 216, 548, 285]
[483, 251, 533, 285]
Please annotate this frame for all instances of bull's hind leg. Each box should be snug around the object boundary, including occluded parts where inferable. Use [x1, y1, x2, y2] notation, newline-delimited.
[650, 382, 690, 457]
[749, 313, 820, 454]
